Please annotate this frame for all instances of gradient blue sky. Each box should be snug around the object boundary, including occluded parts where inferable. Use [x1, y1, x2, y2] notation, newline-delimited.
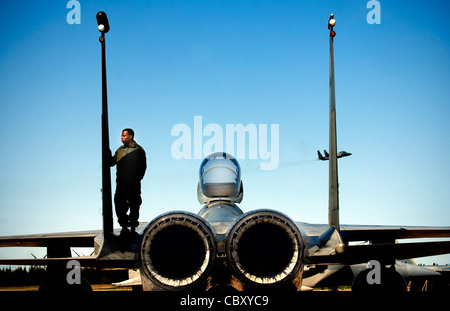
[0, 1, 449, 265]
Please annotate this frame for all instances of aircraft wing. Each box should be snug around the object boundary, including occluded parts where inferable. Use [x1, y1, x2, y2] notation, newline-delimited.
[0, 255, 99, 267]
[301, 223, 450, 266]
[0, 230, 99, 266]
[0, 230, 100, 248]
[340, 224, 450, 242]
[0, 229, 138, 268]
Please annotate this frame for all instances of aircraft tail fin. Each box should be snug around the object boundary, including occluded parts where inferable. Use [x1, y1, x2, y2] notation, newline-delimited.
[317, 150, 324, 160]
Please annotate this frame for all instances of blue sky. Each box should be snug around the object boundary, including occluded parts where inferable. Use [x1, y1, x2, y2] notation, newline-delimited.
[0, 0, 449, 265]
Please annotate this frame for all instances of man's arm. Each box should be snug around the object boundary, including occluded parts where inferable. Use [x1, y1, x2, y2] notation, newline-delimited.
[139, 149, 147, 180]
[109, 149, 117, 167]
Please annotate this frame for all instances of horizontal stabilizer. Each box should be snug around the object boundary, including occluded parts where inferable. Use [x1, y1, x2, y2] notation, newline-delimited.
[0, 230, 100, 248]
[0, 255, 137, 269]
[340, 226, 450, 243]
[0, 256, 97, 267]
[308, 240, 450, 265]
[317, 150, 326, 160]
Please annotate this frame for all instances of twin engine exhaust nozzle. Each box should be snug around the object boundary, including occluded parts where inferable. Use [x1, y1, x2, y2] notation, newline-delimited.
[139, 209, 305, 291]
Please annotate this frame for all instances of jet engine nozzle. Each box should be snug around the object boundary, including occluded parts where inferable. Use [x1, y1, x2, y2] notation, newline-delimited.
[198, 152, 243, 204]
[140, 212, 217, 291]
[226, 210, 305, 290]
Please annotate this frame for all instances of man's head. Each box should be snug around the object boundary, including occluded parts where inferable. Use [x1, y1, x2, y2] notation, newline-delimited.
[121, 128, 135, 146]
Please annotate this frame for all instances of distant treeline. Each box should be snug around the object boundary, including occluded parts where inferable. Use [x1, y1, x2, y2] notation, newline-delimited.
[0, 266, 128, 287]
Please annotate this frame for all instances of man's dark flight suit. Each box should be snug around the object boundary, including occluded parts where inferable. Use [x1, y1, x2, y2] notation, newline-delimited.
[111, 142, 146, 228]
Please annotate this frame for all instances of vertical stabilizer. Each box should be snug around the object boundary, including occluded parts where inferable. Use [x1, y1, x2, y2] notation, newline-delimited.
[98, 12, 114, 236]
[328, 14, 339, 231]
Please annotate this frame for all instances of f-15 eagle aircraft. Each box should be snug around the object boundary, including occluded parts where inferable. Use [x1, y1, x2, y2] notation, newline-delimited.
[0, 13, 449, 292]
[0, 152, 449, 291]
[317, 150, 352, 161]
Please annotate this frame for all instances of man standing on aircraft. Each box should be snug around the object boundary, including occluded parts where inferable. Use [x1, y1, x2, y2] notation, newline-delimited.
[111, 128, 147, 233]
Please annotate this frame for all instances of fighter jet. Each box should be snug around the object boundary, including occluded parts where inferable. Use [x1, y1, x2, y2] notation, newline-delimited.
[0, 13, 449, 292]
[317, 150, 352, 161]
[1, 151, 450, 292]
